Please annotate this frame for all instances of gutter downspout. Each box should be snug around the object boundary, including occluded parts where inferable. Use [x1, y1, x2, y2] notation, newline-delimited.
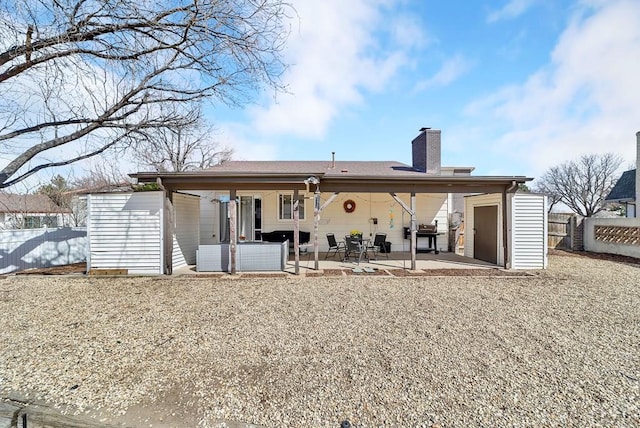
[156, 177, 173, 275]
[503, 180, 517, 269]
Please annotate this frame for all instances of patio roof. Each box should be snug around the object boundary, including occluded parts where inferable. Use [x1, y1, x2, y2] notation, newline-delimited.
[130, 160, 533, 275]
[130, 161, 532, 194]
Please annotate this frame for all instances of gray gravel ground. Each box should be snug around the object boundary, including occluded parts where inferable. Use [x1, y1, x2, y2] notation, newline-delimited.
[1, 252, 639, 427]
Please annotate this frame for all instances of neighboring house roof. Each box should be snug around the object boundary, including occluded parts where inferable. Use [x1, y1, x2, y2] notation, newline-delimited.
[605, 169, 636, 202]
[0, 193, 71, 214]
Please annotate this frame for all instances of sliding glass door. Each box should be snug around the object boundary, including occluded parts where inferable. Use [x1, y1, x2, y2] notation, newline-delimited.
[238, 196, 262, 241]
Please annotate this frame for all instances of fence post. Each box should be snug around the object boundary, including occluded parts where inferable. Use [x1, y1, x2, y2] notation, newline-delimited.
[569, 215, 575, 250]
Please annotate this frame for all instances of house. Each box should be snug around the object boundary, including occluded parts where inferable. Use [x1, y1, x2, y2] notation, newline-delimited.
[88, 128, 546, 274]
[0, 193, 72, 230]
[605, 169, 636, 217]
[605, 132, 640, 218]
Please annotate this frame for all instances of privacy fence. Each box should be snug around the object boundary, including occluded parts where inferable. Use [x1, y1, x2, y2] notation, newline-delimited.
[548, 213, 584, 251]
[0, 227, 87, 274]
[583, 218, 640, 259]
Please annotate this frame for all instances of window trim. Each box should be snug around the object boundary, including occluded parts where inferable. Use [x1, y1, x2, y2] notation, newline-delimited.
[278, 193, 305, 221]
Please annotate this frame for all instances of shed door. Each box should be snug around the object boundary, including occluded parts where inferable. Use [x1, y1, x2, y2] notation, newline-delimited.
[474, 205, 498, 264]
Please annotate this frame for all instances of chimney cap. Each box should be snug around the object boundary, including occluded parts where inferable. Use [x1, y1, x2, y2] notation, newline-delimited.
[419, 127, 431, 132]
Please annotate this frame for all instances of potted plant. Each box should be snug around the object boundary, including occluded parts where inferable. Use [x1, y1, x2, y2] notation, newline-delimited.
[349, 229, 363, 240]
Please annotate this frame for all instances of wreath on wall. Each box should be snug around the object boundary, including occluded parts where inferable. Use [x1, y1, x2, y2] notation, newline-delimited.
[343, 199, 356, 213]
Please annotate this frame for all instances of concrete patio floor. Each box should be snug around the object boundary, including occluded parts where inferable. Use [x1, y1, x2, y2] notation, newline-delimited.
[175, 251, 501, 276]
[287, 250, 499, 274]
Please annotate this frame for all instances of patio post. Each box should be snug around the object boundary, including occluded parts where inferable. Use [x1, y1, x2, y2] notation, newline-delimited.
[313, 189, 320, 270]
[411, 192, 417, 270]
[229, 189, 237, 275]
[293, 189, 300, 275]
[314, 192, 340, 270]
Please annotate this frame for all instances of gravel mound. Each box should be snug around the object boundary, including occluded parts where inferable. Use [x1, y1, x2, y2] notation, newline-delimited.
[1, 254, 638, 427]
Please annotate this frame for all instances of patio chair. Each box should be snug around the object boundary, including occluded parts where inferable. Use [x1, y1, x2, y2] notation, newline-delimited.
[344, 236, 368, 264]
[368, 233, 388, 259]
[325, 233, 345, 259]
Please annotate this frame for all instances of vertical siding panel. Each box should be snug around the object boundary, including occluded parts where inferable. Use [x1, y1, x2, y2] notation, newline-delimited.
[89, 192, 163, 274]
[190, 190, 217, 244]
[172, 193, 200, 270]
[511, 193, 547, 269]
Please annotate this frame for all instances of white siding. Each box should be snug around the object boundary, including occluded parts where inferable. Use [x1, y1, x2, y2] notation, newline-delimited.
[172, 193, 200, 269]
[189, 190, 218, 244]
[510, 193, 548, 269]
[464, 193, 504, 265]
[190, 191, 449, 253]
[88, 192, 163, 274]
[296, 192, 448, 252]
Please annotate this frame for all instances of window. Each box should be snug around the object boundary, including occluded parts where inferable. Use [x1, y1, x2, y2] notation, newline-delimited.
[279, 194, 304, 220]
[23, 215, 58, 229]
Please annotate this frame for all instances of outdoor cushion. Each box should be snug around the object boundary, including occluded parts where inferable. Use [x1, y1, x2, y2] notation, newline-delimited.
[261, 230, 311, 245]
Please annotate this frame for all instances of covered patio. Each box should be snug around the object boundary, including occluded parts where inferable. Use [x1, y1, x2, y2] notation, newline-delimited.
[131, 170, 531, 275]
[172, 250, 513, 277]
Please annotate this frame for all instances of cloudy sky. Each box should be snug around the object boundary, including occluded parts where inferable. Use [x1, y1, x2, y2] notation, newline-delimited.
[210, 0, 640, 179]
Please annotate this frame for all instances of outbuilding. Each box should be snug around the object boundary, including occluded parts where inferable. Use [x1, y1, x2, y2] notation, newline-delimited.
[464, 192, 548, 269]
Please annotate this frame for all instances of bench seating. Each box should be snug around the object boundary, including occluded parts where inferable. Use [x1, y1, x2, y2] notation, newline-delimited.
[261, 230, 311, 247]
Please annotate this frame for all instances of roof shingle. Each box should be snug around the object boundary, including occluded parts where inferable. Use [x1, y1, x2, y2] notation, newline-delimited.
[606, 169, 636, 201]
[207, 160, 434, 177]
[0, 193, 70, 214]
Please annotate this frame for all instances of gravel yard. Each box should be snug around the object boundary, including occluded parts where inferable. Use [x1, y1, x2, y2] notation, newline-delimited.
[1, 252, 639, 427]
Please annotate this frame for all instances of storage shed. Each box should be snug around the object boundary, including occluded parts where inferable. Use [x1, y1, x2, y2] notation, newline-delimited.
[464, 192, 547, 269]
[88, 191, 199, 274]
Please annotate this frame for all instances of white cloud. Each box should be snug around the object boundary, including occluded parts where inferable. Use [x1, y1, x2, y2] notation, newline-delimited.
[487, 0, 536, 23]
[468, 0, 640, 176]
[249, 0, 424, 139]
[213, 123, 279, 161]
[414, 54, 472, 92]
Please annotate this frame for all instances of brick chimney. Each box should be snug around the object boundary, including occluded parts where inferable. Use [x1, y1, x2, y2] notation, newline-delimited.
[412, 128, 441, 174]
[636, 131, 640, 217]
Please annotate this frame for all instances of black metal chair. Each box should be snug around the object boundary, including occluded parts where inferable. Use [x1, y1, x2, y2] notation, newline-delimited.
[368, 233, 388, 259]
[344, 235, 368, 264]
[325, 233, 345, 259]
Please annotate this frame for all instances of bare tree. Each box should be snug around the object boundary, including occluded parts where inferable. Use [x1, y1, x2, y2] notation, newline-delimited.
[534, 153, 622, 217]
[0, 0, 290, 189]
[132, 104, 233, 172]
[532, 180, 563, 214]
[72, 162, 131, 193]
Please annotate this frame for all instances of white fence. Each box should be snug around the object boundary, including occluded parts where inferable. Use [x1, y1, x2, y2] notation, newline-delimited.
[583, 217, 640, 259]
[0, 227, 87, 274]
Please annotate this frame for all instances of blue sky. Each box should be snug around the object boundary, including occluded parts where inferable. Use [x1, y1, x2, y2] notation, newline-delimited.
[208, 0, 640, 179]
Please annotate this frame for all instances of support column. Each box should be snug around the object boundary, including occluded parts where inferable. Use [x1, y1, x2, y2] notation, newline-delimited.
[162, 188, 174, 275]
[293, 189, 300, 275]
[410, 193, 417, 271]
[313, 192, 339, 270]
[313, 189, 320, 270]
[229, 190, 237, 275]
[390, 193, 416, 271]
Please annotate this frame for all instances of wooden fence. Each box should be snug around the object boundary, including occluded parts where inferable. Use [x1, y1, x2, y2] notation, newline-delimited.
[548, 213, 574, 249]
[0, 227, 87, 274]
